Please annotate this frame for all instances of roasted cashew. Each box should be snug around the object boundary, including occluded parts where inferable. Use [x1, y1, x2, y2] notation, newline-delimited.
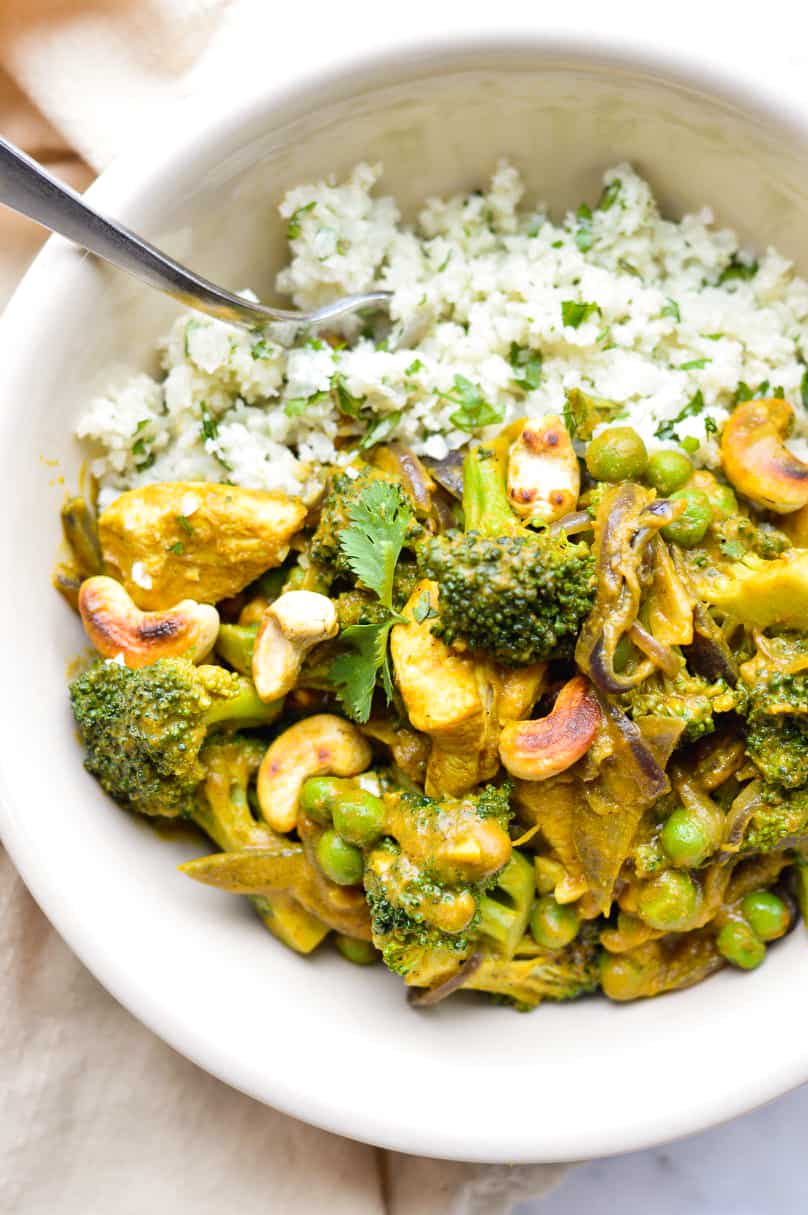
[720, 398, 808, 513]
[499, 675, 602, 780]
[506, 415, 580, 525]
[78, 575, 219, 668]
[256, 714, 372, 833]
[252, 590, 339, 701]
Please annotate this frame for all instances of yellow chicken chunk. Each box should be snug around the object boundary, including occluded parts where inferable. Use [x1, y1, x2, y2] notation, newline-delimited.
[99, 482, 306, 609]
[391, 580, 491, 797]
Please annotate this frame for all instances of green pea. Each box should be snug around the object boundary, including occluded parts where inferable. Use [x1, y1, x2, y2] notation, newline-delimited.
[717, 920, 766, 970]
[661, 807, 714, 868]
[637, 870, 701, 931]
[335, 935, 379, 965]
[600, 950, 655, 1002]
[315, 829, 365, 886]
[741, 890, 790, 942]
[299, 776, 341, 824]
[646, 449, 692, 495]
[585, 427, 648, 483]
[529, 895, 580, 949]
[661, 488, 711, 548]
[681, 436, 700, 455]
[332, 792, 385, 848]
[711, 483, 738, 521]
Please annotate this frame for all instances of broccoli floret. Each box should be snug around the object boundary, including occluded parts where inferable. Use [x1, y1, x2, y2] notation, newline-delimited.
[418, 443, 595, 665]
[464, 928, 601, 1010]
[189, 733, 269, 849]
[70, 657, 281, 818]
[622, 670, 738, 742]
[365, 782, 517, 983]
[741, 784, 808, 852]
[310, 468, 420, 584]
[741, 670, 808, 788]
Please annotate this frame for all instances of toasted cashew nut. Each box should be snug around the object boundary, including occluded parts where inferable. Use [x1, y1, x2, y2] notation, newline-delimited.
[257, 714, 372, 833]
[252, 590, 338, 701]
[720, 398, 808, 513]
[507, 416, 580, 525]
[499, 675, 601, 781]
[78, 575, 219, 668]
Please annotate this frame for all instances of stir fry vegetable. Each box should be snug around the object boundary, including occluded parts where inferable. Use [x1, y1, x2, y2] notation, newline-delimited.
[62, 405, 808, 1010]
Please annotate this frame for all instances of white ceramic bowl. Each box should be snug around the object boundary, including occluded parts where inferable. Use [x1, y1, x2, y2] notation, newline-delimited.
[2, 34, 808, 1164]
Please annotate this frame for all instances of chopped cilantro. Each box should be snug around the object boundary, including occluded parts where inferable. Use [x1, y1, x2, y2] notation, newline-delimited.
[332, 371, 365, 418]
[508, 343, 543, 392]
[251, 337, 274, 360]
[802, 368, 808, 409]
[562, 300, 599, 329]
[654, 390, 705, 440]
[440, 375, 504, 432]
[286, 200, 316, 240]
[405, 358, 424, 376]
[618, 258, 642, 279]
[718, 255, 758, 285]
[412, 589, 438, 624]
[168, 541, 184, 556]
[704, 416, 719, 435]
[661, 298, 681, 322]
[176, 515, 194, 537]
[200, 403, 218, 441]
[598, 179, 621, 211]
[680, 358, 710, 371]
[359, 411, 403, 451]
[574, 204, 593, 252]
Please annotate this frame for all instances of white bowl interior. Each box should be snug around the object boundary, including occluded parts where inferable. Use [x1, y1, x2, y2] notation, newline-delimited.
[2, 46, 808, 1162]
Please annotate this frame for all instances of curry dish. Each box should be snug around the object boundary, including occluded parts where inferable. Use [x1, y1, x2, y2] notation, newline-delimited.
[60, 394, 808, 1009]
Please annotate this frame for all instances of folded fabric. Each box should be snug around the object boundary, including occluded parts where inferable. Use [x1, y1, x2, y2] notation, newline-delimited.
[0, 3, 566, 1212]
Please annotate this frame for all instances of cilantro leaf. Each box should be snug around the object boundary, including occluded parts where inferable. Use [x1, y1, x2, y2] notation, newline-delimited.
[330, 621, 394, 724]
[680, 358, 710, 371]
[661, 298, 681, 322]
[442, 374, 504, 432]
[287, 200, 316, 241]
[654, 390, 705, 440]
[508, 343, 542, 392]
[718, 255, 758, 286]
[200, 402, 218, 441]
[331, 371, 364, 418]
[574, 204, 593, 252]
[359, 410, 403, 451]
[802, 368, 808, 410]
[562, 300, 599, 329]
[598, 179, 621, 211]
[412, 589, 438, 623]
[338, 480, 413, 610]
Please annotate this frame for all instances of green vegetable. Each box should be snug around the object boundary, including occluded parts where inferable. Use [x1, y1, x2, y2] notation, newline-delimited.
[574, 203, 593, 252]
[418, 442, 595, 665]
[476, 851, 536, 958]
[69, 658, 281, 819]
[440, 374, 503, 433]
[637, 870, 701, 931]
[741, 890, 790, 942]
[508, 343, 543, 392]
[335, 935, 379, 965]
[563, 387, 624, 442]
[743, 671, 808, 790]
[717, 921, 766, 969]
[316, 829, 365, 885]
[661, 298, 681, 322]
[646, 449, 692, 495]
[622, 669, 736, 743]
[661, 806, 716, 868]
[529, 895, 580, 949]
[654, 390, 705, 441]
[585, 426, 648, 482]
[718, 254, 758, 285]
[661, 488, 711, 548]
[287, 199, 316, 240]
[215, 623, 257, 676]
[333, 791, 386, 848]
[561, 299, 599, 329]
[299, 775, 344, 824]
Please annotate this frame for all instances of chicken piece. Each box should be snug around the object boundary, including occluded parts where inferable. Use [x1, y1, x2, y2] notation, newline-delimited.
[391, 580, 495, 797]
[99, 482, 306, 609]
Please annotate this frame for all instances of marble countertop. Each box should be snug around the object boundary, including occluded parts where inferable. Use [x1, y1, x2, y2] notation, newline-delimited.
[519, 1083, 808, 1214]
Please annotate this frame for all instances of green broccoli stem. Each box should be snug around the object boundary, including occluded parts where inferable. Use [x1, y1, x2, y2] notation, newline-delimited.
[204, 677, 282, 729]
[462, 440, 521, 537]
[215, 624, 257, 676]
[476, 850, 535, 958]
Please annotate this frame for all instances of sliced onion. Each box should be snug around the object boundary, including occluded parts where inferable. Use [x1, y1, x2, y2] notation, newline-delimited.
[407, 951, 483, 1008]
[423, 449, 466, 500]
[602, 699, 669, 801]
[588, 635, 655, 693]
[628, 622, 682, 678]
[549, 509, 592, 537]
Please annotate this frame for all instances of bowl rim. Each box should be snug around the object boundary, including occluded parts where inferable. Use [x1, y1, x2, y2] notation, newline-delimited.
[2, 27, 808, 1163]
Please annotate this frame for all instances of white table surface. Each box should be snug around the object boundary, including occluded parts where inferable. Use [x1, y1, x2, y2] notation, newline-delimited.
[518, 1083, 808, 1214]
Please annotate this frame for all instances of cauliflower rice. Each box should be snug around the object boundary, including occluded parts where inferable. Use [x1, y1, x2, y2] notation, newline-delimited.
[77, 161, 808, 510]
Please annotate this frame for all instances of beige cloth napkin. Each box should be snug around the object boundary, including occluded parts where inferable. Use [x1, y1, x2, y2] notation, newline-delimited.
[0, 4, 568, 1212]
